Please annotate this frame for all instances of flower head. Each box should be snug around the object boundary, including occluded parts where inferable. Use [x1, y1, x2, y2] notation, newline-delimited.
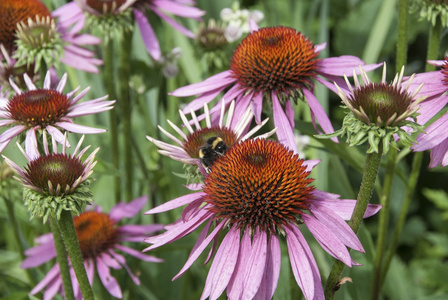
[147, 100, 276, 180]
[3, 133, 97, 222]
[325, 64, 426, 153]
[0, 71, 114, 158]
[21, 196, 163, 299]
[58, 0, 204, 61]
[171, 25, 382, 153]
[411, 58, 448, 168]
[0, 0, 103, 73]
[144, 138, 381, 300]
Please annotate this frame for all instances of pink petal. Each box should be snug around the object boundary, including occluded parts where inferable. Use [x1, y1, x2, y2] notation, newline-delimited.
[254, 235, 281, 300]
[109, 195, 147, 221]
[303, 214, 353, 266]
[226, 230, 252, 299]
[151, 6, 196, 38]
[429, 140, 448, 168]
[145, 192, 204, 214]
[200, 225, 240, 300]
[241, 229, 267, 300]
[134, 9, 161, 61]
[153, 0, 205, 18]
[171, 70, 234, 97]
[55, 122, 106, 134]
[272, 93, 298, 153]
[313, 199, 382, 220]
[286, 226, 324, 300]
[303, 88, 338, 142]
[97, 256, 122, 298]
[310, 204, 364, 252]
[173, 221, 226, 281]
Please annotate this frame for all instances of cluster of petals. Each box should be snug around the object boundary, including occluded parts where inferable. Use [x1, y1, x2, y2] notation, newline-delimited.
[55, 0, 205, 61]
[21, 196, 164, 300]
[144, 160, 382, 300]
[410, 59, 448, 168]
[171, 23, 382, 153]
[0, 71, 115, 158]
[52, 4, 103, 73]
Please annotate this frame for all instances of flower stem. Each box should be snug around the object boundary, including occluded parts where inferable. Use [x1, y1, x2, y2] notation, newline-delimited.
[324, 146, 383, 299]
[425, 18, 442, 72]
[103, 39, 121, 204]
[395, 0, 408, 71]
[381, 151, 423, 286]
[49, 215, 75, 300]
[371, 148, 397, 300]
[57, 210, 94, 300]
[120, 27, 134, 203]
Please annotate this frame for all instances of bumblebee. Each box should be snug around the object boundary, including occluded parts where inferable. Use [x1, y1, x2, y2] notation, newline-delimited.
[198, 137, 227, 171]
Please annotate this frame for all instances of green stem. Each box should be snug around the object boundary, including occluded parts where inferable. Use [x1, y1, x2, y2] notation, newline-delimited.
[425, 18, 442, 72]
[380, 152, 423, 286]
[58, 210, 94, 300]
[49, 215, 75, 300]
[324, 146, 383, 299]
[103, 39, 121, 204]
[395, 0, 408, 72]
[120, 27, 134, 203]
[371, 149, 397, 300]
[3, 196, 36, 286]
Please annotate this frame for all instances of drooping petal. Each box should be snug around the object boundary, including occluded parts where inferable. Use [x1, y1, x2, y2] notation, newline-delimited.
[286, 226, 324, 300]
[200, 225, 240, 300]
[272, 93, 298, 153]
[134, 9, 161, 61]
[254, 235, 281, 300]
[241, 229, 268, 300]
[96, 256, 122, 299]
[302, 213, 353, 266]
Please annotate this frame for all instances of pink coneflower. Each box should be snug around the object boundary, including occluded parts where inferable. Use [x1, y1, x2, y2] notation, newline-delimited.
[144, 138, 381, 300]
[21, 195, 163, 299]
[410, 57, 448, 167]
[55, 0, 205, 61]
[171, 25, 382, 153]
[147, 100, 276, 171]
[0, 71, 115, 158]
[3, 132, 98, 221]
[0, 0, 102, 73]
[327, 64, 427, 154]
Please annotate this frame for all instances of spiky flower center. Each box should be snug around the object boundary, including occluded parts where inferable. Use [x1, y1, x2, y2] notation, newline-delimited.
[349, 83, 413, 127]
[203, 138, 315, 232]
[15, 15, 57, 49]
[7, 89, 71, 128]
[230, 26, 319, 97]
[183, 126, 238, 158]
[442, 57, 448, 86]
[86, 0, 127, 13]
[0, 0, 51, 53]
[197, 20, 227, 50]
[74, 211, 118, 259]
[25, 154, 85, 195]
